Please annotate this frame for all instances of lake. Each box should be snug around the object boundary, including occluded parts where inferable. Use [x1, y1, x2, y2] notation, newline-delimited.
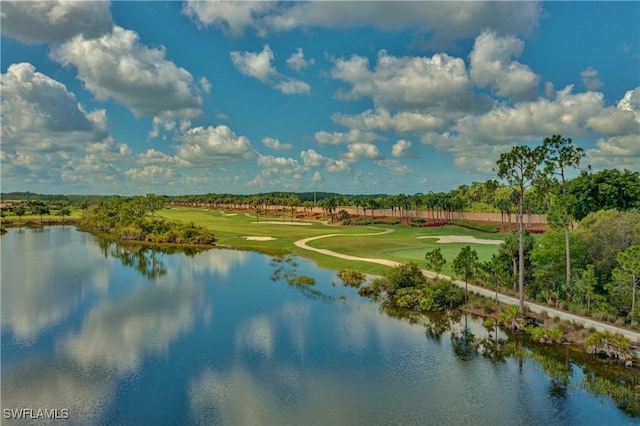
[1, 227, 638, 425]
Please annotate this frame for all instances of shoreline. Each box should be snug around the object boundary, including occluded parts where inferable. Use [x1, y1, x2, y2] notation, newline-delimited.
[7, 223, 639, 354]
[293, 228, 640, 346]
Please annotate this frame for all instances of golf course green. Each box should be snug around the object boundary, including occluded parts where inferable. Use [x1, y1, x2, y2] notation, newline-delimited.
[158, 207, 507, 276]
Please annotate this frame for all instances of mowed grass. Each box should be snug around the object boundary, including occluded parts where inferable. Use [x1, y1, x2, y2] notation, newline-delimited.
[1, 209, 83, 222]
[158, 207, 507, 276]
[158, 207, 380, 271]
[307, 225, 504, 275]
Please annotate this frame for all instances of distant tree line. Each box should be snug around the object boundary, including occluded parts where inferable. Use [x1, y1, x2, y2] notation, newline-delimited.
[4, 167, 638, 224]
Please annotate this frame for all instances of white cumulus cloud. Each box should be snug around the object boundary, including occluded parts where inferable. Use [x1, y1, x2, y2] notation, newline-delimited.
[256, 155, 305, 176]
[392, 140, 417, 158]
[333, 109, 446, 133]
[581, 67, 603, 91]
[455, 85, 606, 144]
[176, 125, 257, 166]
[51, 26, 204, 120]
[230, 45, 310, 94]
[469, 31, 539, 101]
[375, 159, 411, 175]
[262, 137, 293, 150]
[1, 62, 108, 151]
[184, 1, 541, 45]
[300, 149, 350, 173]
[0, 0, 112, 44]
[343, 143, 382, 163]
[315, 128, 378, 145]
[331, 50, 492, 115]
[286, 48, 314, 72]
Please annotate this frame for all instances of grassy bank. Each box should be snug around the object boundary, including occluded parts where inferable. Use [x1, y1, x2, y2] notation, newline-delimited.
[1, 209, 83, 224]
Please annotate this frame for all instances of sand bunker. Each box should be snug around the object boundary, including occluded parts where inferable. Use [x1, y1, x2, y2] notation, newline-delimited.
[252, 221, 312, 226]
[417, 235, 502, 245]
[243, 236, 276, 241]
[220, 212, 238, 216]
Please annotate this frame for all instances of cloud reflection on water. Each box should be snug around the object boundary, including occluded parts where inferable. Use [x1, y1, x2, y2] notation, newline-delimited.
[1, 358, 116, 425]
[62, 283, 205, 374]
[1, 229, 112, 344]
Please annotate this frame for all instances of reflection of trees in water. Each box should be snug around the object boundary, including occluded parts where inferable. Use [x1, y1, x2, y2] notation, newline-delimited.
[475, 328, 522, 363]
[269, 255, 344, 304]
[521, 342, 639, 416]
[270, 255, 300, 283]
[451, 315, 478, 362]
[97, 238, 202, 279]
[424, 310, 463, 341]
[528, 346, 572, 399]
[583, 371, 639, 416]
[383, 303, 638, 416]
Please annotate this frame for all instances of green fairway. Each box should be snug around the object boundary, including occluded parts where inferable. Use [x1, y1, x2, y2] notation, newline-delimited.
[305, 225, 503, 275]
[158, 207, 506, 276]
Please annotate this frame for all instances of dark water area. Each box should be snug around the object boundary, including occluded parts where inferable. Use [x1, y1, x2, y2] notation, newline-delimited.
[1, 227, 638, 425]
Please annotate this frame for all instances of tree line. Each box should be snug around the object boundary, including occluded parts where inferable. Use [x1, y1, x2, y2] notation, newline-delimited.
[363, 134, 638, 331]
[3, 167, 638, 225]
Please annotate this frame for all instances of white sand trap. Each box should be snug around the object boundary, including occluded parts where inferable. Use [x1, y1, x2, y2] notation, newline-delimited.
[252, 221, 312, 226]
[417, 235, 502, 245]
[244, 236, 276, 241]
[220, 212, 238, 216]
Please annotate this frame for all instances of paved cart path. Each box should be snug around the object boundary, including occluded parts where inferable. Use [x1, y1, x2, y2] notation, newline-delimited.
[294, 230, 640, 343]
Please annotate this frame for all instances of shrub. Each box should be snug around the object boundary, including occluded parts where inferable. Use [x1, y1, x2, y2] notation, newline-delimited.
[429, 279, 464, 309]
[483, 317, 497, 328]
[584, 331, 631, 359]
[547, 328, 563, 341]
[450, 220, 499, 233]
[337, 269, 367, 287]
[295, 275, 316, 285]
[358, 285, 377, 297]
[384, 262, 427, 293]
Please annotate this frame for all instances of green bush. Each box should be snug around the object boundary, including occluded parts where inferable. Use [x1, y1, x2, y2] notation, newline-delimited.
[525, 325, 564, 344]
[450, 220, 499, 233]
[337, 210, 350, 221]
[337, 269, 366, 287]
[584, 331, 630, 359]
[429, 279, 464, 309]
[295, 275, 316, 285]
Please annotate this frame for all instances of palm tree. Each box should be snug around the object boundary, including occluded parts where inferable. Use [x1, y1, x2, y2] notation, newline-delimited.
[14, 205, 26, 225]
[32, 204, 50, 225]
[57, 206, 71, 225]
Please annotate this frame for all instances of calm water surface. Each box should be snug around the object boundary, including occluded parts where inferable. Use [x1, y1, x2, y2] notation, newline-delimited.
[1, 227, 638, 425]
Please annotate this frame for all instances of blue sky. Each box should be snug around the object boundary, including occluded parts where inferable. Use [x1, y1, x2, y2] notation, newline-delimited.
[1, 1, 638, 195]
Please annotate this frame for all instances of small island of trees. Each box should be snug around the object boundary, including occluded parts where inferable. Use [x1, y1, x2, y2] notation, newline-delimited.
[79, 194, 216, 245]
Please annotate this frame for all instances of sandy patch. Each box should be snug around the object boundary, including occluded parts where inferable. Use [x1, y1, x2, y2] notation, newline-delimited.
[243, 236, 276, 241]
[220, 211, 238, 216]
[252, 221, 312, 226]
[417, 235, 502, 245]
